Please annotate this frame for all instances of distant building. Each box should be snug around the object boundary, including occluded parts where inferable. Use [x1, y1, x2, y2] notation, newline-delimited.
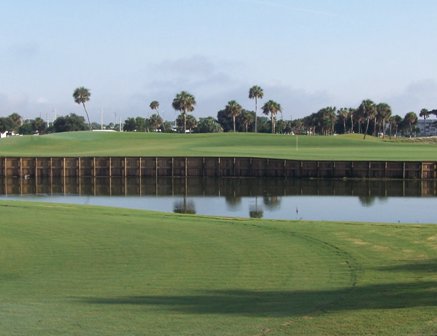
[417, 119, 437, 136]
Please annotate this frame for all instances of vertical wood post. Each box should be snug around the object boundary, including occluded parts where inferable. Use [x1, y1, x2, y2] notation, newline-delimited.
[155, 157, 158, 179]
[93, 157, 96, 177]
[20, 158, 23, 177]
[139, 157, 142, 177]
[109, 157, 112, 177]
[185, 157, 188, 177]
[171, 157, 174, 178]
[124, 157, 127, 177]
[402, 162, 406, 179]
[218, 157, 221, 177]
[35, 158, 38, 179]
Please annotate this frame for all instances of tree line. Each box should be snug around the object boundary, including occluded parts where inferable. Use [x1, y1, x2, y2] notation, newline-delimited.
[1, 86, 435, 137]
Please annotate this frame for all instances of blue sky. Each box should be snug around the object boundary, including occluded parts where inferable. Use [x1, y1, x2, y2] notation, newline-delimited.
[1, 0, 436, 123]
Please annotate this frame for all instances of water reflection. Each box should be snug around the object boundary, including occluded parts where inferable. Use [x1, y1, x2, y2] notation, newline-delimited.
[1, 177, 436, 223]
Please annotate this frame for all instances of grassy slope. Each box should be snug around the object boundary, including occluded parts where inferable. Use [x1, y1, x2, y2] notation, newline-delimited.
[0, 132, 437, 160]
[0, 201, 436, 335]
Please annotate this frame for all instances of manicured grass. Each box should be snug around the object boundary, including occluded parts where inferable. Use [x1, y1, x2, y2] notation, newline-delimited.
[0, 201, 436, 335]
[1, 132, 437, 160]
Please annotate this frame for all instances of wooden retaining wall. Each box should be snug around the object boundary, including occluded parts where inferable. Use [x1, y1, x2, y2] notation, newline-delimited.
[0, 157, 436, 179]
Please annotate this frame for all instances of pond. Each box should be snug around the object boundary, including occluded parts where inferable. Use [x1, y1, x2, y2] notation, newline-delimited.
[1, 177, 436, 224]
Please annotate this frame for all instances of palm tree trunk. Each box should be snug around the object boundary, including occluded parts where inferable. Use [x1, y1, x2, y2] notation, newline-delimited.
[363, 118, 370, 139]
[271, 115, 275, 134]
[373, 117, 377, 136]
[233, 116, 236, 132]
[254, 98, 258, 133]
[183, 112, 187, 133]
[82, 103, 91, 130]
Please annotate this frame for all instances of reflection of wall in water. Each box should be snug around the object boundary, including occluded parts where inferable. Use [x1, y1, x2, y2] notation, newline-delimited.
[1, 177, 436, 197]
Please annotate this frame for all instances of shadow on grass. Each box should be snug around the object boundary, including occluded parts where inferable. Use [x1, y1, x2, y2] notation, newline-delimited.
[79, 281, 437, 317]
[377, 259, 437, 273]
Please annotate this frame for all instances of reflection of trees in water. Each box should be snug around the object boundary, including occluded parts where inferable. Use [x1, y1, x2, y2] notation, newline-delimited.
[173, 199, 196, 214]
[358, 196, 375, 207]
[249, 196, 263, 218]
[249, 207, 264, 218]
[225, 196, 242, 210]
[263, 195, 281, 210]
[358, 196, 388, 207]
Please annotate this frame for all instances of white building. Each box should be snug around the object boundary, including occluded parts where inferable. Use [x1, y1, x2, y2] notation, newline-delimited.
[417, 119, 437, 136]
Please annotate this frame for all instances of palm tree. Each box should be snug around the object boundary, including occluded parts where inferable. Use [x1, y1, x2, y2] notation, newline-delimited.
[73, 87, 91, 129]
[239, 110, 255, 132]
[249, 85, 264, 133]
[388, 115, 402, 138]
[404, 112, 418, 137]
[172, 91, 196, 133]
[419, 108, 429, 136]
[148, 113, 163, 131]
[150, 101, 160, 115]
[376, 103, 392, 138]
[348, 108, 356, 133]
[337, 108, 349, 134]
[225, 100, 242, 132]
[262, 100, 282, 134]
[358, 99, 376, 139]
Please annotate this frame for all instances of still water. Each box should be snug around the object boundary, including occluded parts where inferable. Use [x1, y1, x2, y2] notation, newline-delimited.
[1, 177, 436, 224]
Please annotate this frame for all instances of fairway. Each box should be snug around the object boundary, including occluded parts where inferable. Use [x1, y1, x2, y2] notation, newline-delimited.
[1, 132, 437, 161]
[0, 201, 436, 335]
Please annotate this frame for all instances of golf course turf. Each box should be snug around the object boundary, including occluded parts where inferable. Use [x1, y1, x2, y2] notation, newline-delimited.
[1, 132, 437, 161]
[1, 132, 436, 335]
[0, 201, 436, 335]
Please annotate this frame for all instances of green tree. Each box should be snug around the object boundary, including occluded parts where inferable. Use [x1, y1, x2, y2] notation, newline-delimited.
[358, 99, 376, 139]
[135, 117, 147, 132]
[123, 117, 137, 131]
[238, 110, 255, 132]
[176, 114, 197, 133]
[73, 87, 91, 129]
[52, 114, 87, 132]
[161, 121, 174, 133]
[404, 111, 418, 137]
[319, 107, 336, 135]
[249, 85, 264, 133]
[225, 100, 243, 132]
[18, 120, 35, 135]
[150, 101, 160, 115]
[376, 103, 392, 137]
[388, 115, 402, 138]
[262, 100, 282, 134]
[337, 108, 349, 134]
[148, 113, 163, 131]
[172, 91, 196, 133]
[419, 108, 430, 136]
[0, 117, 13, 133]
[196, 117, 223, 133]
[7, 113, 23, 132]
